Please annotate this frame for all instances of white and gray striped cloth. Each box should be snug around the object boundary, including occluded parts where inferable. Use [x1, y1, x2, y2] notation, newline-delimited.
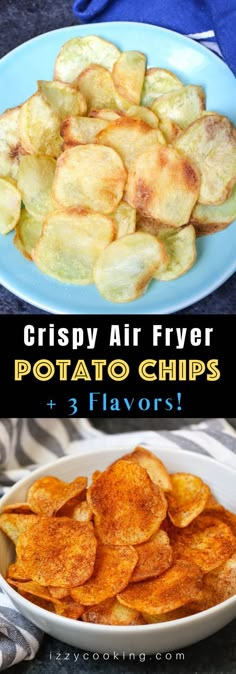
[0, 417, 236, 670]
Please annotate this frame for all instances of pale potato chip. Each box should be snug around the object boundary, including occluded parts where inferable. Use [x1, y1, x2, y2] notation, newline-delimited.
[77, 65, 118, 111]
[17, 155, 56, 219]
[110, 200, 136, 238]
[204, 552, 236, 604]
[131, 530, 172, 582]
[136, 212, 172, 236]
[61, 116, 108, 148]
[0, 513, 38, 544]
[38, 80, 87, 119]
[14, 231, 26, 257]
[96, 117, 165, 169]
[126, 144, 200, 226]
[0, 107, 26, 180]
[19, 93, 62, 157]
[191, 184, 236, 235]
[71, 542, 138, 605]
[154, 225, 196, 280]
[172, 514, 236, 572]
[54, 35, 120, 83]
[87, 459, 167, 545]
[141, 68, 183, 107]
[33, 209, 115, 284]
[89, 108, 124, 121]
[117, 560, 203, 614]
[52, 144, 126, 213]
[159, 117, 181, 143]
[126, 105, 159, 128]
[0, 178, 21, 234]
[27, 475, 87, 516]
[174, 114, 236, 204]
[82, 598, 144, 625]
[120, 446, 172, 491]
[167, 473, 210, 527]
[112, 51, 146, 105]
[16, 210, 43, 260]
[16, 517, 97, 587]
[93, 232, 168, 302]
[152, 85, 205, 129]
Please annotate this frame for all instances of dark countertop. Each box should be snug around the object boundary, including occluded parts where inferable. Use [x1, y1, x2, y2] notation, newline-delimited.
[0, 0, 236, 315]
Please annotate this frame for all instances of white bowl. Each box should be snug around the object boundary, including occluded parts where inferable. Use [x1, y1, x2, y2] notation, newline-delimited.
[0, 435, 236, 655]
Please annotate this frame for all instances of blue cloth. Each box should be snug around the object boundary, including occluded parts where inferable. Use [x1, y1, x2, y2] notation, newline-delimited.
[72, 0, 236, 75]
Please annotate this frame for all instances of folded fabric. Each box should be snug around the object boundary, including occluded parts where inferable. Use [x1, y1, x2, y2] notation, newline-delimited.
[0, 417, 236, 670]
[72, 0, 236, 74]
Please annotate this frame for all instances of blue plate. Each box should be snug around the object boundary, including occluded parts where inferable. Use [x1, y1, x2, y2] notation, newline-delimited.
[0, 22, 235, 314]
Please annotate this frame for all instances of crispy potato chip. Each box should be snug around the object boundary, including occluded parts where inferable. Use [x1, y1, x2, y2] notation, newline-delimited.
[61, 115, 108, 149]
[204, 552, 236, 604]
[131, 530, 172, 582]
[2, 503, 34, 515]
[191, 184, 236, 235]
[17, 155, 56, 219]
[126, 144, 200, 226]
[18, 589, 55, 611]
[0, 178, 21, 233]
[174, 114, 236, 205]
[142, 598, 212, 623]
[118, 560, 203, 614]
[16, 210, 43, 260]
[7, 560, 31, 581]
[57, 500, 93, 523]
[82, 598, 144, 625]
[53, 144, 126, 213]
[121, 446, 172, 492]
[92, 470, 102, 482]
[8, 579, 56, 603]
[159, 118, 181, 143]
[110, 200, 136, 238]
[154, 225, 196, 280]
[203, 503, 236, 538]
[152, 85, 205, 129]
[0, 107, 26, 180]
[93, 232, 167, 302]
[89, 108, 124, 121]
[19, 93, 62, 157]
[141, 68, 183, 107]
[17, 517, 97, 587]
[27, 475, 87, 516]
[48, 586, 70, 599]
[54, 597, 84, 619]
[87, 459, 167, 545]
[77, 65, 118, 111]
[167, 473, 210, 527]
[0, 513, 38, 544]
[71, 542, 138, 605]
[126, 105, 159, 129]
[33, 209, 115, 284]
[172, 514, 236, 572]
[38, 80, 87, 119]
[112, 51, 146, 105]
[54, 35, 120, 83]
[136, 212, 171, 236]
[96, 117, 165, 169]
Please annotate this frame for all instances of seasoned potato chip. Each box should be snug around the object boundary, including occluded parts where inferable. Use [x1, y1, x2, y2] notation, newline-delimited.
[120, 446, 172, 491]
[61, 116, 108, 149]
[172, 514, 236, 572]
[112, 51, 146, 105]
[7, 560, 30, 581]
[87, 459, 167, 545]
[159, 118, 181, 143]
[131, 530, 172, 582]
[17, 517, 97, 587]
[191, 184, 236, 235]
[167, 473, 210, 527]
[142, 599, 212, 623]
[94, 232, 167, 302]
[110, 200, 136, 238]
[0, 107, 26, 180]
[8, 579, 56, 603]
[71, 543, 138, 605]
[33, 209, 115, 284]
[82, 598, 144, 625]
[77, 65, 118, 111]
[203, 502, 236, 537]
[126, 105, 159, 129]
[0, 513, 38, 544]
[53, 144, 126, 213]
[141, 68, 183, 107]
[57, 500, 92, 523]
[27, 475, 87, 516]
[126, 144, 200, 226]
[54, 597, 84, 619]
[18, 589, 55, 611]
[16, 210, 43, 260]
[174, 114, 236, 204]
[0, 178, 21, 234]
[118, 560, 203, 614]
[89, 108, 124, 121]
[54, 35, 120, 84]
[204, 552, 236, 604]
[2, 503, 34, 515]
[96, 117, 165, 169]
[48, 586, 70, 599]
[154, 225, 196, 280]
[17, 155, 56, 219]
[19, 93, 62, 157]
[152, 85, 205, 129]
[38, 80, 87, 119]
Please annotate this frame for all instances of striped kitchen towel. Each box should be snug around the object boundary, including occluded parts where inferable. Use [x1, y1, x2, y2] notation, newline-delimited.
[0, 417, 236, 669]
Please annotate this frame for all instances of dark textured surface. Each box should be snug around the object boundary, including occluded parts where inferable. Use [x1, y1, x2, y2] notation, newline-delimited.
[0, 0, 235, 314]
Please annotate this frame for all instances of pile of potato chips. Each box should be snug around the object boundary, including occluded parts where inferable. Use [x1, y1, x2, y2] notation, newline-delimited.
[0, 35, 236, 302]
[1, 446, 236, 625]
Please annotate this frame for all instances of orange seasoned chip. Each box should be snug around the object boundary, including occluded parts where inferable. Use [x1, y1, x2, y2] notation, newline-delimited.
[0, 513, 39, 544]
[203, 502, 236, 537]
[54, 598, 84, 619]
[167, 473, 210, 527]
[131, 530, 172, 582]
[16, 517, 97, 587]
[204, 552, 236, 604]
[7, 560, 31, 581]
[118, 560, 203, 614]
[8, 579, 55, 603]
[48, 586, 70, 600]
[172, 514, 236, 572]
[58, 499, 92, 523]
[18, 589, 55, 612]
[82, 597, 144, 625]
[27, 475, 87, 516]
[71, 542, 138, 605]
[2, 503, 35, 515]
[87, 459, 167, 545]
[120, 446, 172, 492]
